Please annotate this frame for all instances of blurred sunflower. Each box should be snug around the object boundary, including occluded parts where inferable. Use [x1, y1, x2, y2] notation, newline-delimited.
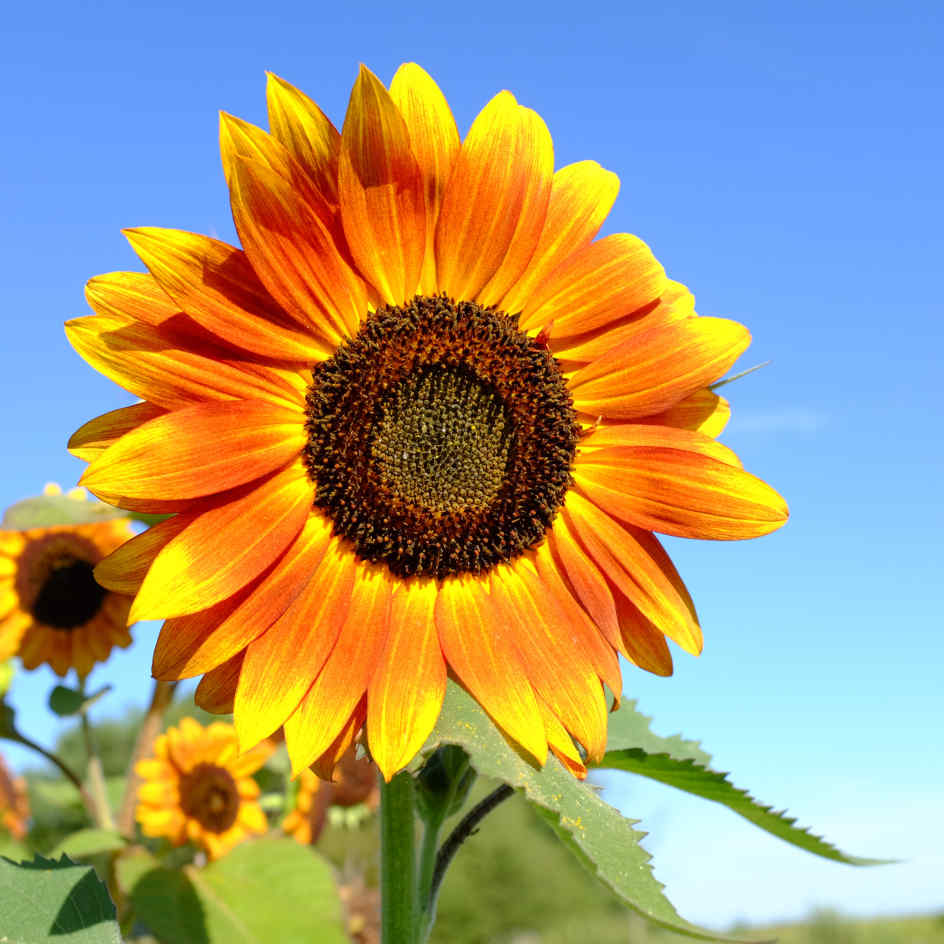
[284, 744, 379, 845]
[135, 717, 273, 860]
[0, 510, 133, 678]
[0, 753, 29, 839]
[68, 63, 788, 782]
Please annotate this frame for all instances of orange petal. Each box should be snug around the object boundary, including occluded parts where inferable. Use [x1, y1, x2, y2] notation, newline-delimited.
[129, 461, 312, 621]
[228, 155, 366, 341]
[610, 584, 676, 677]
[234, 538, 356, 751]
[194, 651, 244, 714]
[435, 92, 552, 303]
[519, 234, 666, 337]
[500, 160, 620, 316]
[68, 402, 166, 462]
[123, 228, 333, 361]
[493, 562, 608, 762]
[389, 63, 460, 294]
[266, 72, 341, 208]
[578, 423, 742, 468]
[367, 578, 446, 780]
[574, 445, 789, 541]
[637, 388, 731, 438]
[568, 317, 751, 420]
[339, 65, 426, 306]
[283, 562, 393, 774]
[310, 697, 367, 780]
[85, 271, 179, 327]
[562, 490, 702, 655]
[153, 514, 334, 680]
[536, 696, 587, 780]
[95, 514, 191, 596]
[435, 574, 547, 766]
[219, 111, 335, 234]
[65, 314, 306, 411]
[81, 399, 306, 500]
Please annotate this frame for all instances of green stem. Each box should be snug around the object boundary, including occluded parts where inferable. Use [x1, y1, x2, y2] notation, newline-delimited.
[379, 770, 419, 944]
[417, 812, 443, 938]
[80, 710, 114, 830]
[2, 729, 95, 816]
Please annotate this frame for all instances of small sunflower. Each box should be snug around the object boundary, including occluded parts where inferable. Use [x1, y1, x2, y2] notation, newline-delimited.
[284, 744, 379, 845]
[0, 509, 134, 678]
[69, 64, 788, 782]
[0, 753, 30, 840]
[135, 717, 273, 860]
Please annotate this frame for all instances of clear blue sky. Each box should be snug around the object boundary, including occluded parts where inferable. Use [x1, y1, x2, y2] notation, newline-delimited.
[2, 0, 942, 928]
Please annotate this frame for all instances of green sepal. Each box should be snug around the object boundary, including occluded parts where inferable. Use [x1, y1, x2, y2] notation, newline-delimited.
[415, 744, 476, 825]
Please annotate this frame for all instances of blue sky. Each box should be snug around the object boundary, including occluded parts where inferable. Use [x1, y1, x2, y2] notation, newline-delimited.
[2, 0, 942, 928]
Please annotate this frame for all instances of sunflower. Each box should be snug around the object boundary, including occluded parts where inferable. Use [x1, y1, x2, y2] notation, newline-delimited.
[68, 63, 788, 782]
[0, 505, 134, 678]
[284, 743, 379, 845]
[135, 717, 273, 860]
[0, 753, 30, 840]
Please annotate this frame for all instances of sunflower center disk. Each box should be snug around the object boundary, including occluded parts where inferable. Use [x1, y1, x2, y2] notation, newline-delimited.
[304, 296, 578, 579]
[180, 763, 240, 834]
[31, 558, 106, 630]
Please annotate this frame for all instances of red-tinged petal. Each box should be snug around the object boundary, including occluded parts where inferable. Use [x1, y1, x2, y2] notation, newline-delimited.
[531, 540, 622, 702]
[266, 72, 341, 208]
[578, 424, 742, 468]
[81, 399, 306, 500]
[436, 573, 547, 766]
[68, 402, 166, 462]
[610, 585, 676, 677]
[339, 65, 427, 306]
[85, 271, 179, 327]
[574, 446, 788, 541]
[123, 228, 334, 361]
[436, 92, 552, 302]
[520, 234, 666, 339]
[475, 105, 553, 307]
[493, 562, 608, 763]
[367, 578, 445, 780]
[154, 514, 334, 680]
[546, 518, 625, 656]
[234, 538, 356, 751]
[219, 112, 335, 234]
[536, 696, 587, 780]
[130, 462, 312, 621]
[637, 388, 731, 438]
[500, 161, 620, 316]
[568, 317, 751, 420]
[389, 63, 460, 293]
[65, 314, 307, 411]
[562, 491, 702, 655]
[283, 562, 393, 774]
[95, 514, 191, 596]
[309, 697, 367, 780]
[228, 156, 367, 341]
[194, 652, 244, 714]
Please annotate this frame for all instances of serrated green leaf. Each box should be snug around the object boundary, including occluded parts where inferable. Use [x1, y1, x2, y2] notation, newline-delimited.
[48, 685, 112, 718]
[597, 748, 887, 866]
[604, 699, 712, 766]
[119, 839, 347, 943]
[0, 853, 120, 944]
[49, 829, 127, 861]
[420, 682, 755, 942]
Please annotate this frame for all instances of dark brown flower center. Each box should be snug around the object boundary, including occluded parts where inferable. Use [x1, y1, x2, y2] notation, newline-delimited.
[304, 295, 578, 579]
[31, 557, 107, 630]
[179, 763, 240, 834]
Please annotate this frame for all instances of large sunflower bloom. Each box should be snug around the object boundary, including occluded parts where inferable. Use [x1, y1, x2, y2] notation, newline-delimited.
[0, 512, 133, 678]
[68, 64, 787, 782]
[135, 718, 273, 860]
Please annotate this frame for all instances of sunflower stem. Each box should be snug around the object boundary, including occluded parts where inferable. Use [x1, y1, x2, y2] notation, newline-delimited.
[379, 770, 419, 944]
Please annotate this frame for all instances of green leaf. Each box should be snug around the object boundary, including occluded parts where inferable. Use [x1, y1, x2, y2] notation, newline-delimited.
[1, 494, 126, 529]
[49, 829, 127, 861]
[0, 853, 120, 943]
[420, 682, 751, 942]
[48, 685, 112, 718]
[118, 839, 348, 943]
[598, 700, 887, 865]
